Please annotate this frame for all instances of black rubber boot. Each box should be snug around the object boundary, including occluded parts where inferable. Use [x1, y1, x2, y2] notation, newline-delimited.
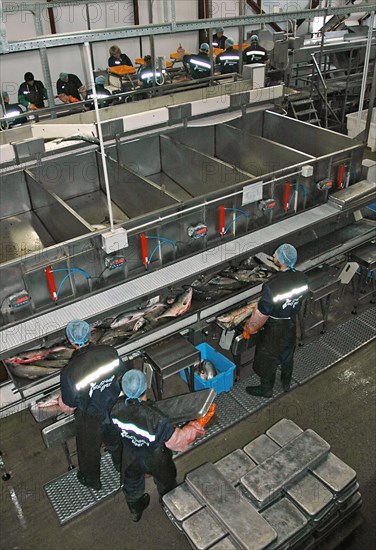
[282, 382, 291, 393]
[245, 385, 273, 398]
[76, 470, 102, 491]
[127, 493, 150, 522]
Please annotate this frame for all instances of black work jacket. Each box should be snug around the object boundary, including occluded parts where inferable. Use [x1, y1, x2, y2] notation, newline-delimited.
[243, 44, 268, 64]
[108, 53, 133, 67]
[258, 269, 309, 319]
[56, 74, 83, 100]
[216, 47, 240, 74]
[186, 52, 212, 79]
[111, 399, 174, 459]
[18, 80, 46, 108]
[60, 344, 124, 422]
[212, 34, 228, 49]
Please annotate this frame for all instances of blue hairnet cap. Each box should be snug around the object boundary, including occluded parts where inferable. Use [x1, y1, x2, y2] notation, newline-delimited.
[225, 38, 235, 48]
[250, 34, 259, 41]
[2, 91, 9, 98]
[66, 319, 91, 347]
[200, 43, 210, 52]
[122, 370, 147, 400]
[274, 244, 298, 268]
[216, 27, 224, 33]
[95, 75, 105, 85]
[59, 72, 68, 81]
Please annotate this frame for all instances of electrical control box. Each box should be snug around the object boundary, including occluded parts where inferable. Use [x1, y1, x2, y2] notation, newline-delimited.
[7, 290, 31, 309]
[188, 224, 208, 239]
[105, 256, 126, 270]
[102, 228, 128, 253]
[301, 165, 314, 178]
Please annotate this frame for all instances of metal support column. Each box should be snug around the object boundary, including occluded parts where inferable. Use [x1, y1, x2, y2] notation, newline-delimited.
[34, 5, 56, 118]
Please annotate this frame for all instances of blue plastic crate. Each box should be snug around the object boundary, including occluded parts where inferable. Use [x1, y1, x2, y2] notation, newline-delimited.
[180, 343, 236, 394]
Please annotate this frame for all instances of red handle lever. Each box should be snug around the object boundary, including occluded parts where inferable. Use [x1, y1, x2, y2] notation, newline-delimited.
[45, 266, 57, 302]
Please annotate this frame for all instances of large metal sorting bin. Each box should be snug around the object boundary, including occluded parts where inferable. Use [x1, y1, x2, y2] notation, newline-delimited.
[0, 170, 91, 263]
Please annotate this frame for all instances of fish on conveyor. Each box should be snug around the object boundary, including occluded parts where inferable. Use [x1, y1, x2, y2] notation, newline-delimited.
[7, 346, 73, 365]
[36, 391, 61, 408]
[89, 327, 107, 344]
[216, 300, 258, 329]
[30, 360, 68, 369]
[110, 303, 167, 329]
[191, 286, 233, 302]
[110, 309, 147, 330]
[98, 329, 134, 346]
[6, 363, 62, 380]
[221, 268, 268, 283]
[7, 350, 51, 364]
[46, 349, 74, 360]
[155, 287, 193, 319]
[208, 276, 244, 290]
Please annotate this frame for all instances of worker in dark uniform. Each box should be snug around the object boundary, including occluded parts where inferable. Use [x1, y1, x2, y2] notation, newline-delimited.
[183, 43, 212, 80]
[137, 55, 165, 89]
[18, 72, 47, 110]
[216, 38, 240, 74]
[58, 319, 126, 490]
[56, 72, 87, 104]
[243, 35, 269, 65]
[1, 91, 27, 128]
[212, 27, 227, 49]
[243, 244, 309, 397]
[111, 370, 205, 522]
[108, 45, 133, 68]
[86, 75, 113, 109]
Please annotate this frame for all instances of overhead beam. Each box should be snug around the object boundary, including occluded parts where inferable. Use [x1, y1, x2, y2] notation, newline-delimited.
[0, 5, 373, 53]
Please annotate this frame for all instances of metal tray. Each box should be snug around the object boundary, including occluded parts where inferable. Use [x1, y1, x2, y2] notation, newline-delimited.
[154, 389, 216, 424]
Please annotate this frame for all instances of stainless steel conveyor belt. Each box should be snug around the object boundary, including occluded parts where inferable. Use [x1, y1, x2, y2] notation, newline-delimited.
[1, 201, 372, 361]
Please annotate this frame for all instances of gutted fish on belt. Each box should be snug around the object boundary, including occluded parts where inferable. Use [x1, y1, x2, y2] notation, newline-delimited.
[216, 300, 258, 329]
[7, 346, 73, 365]
[222, 268, 268, 284]
[6, 363, 63, 380]
[155, 287, 193, 319]
[110, 303, 167, 329]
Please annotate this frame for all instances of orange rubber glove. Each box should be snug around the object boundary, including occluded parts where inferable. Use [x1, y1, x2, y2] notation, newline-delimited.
[68, 95, 79, 103]
[196, 403, 216, 427]
[243, 328, 250, 340]
[30, 103, 38, 110]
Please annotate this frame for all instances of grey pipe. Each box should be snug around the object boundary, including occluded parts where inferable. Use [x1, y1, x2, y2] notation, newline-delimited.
[355, 11, 375, 136]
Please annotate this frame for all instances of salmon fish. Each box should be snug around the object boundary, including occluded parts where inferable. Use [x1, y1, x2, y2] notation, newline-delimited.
[155, 288, 193, 319]
[216, 300, 258, 329]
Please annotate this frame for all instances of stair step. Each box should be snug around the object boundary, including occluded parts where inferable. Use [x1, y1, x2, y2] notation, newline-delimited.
[290, 98, 313, 106]
[295, 108, 317, 116]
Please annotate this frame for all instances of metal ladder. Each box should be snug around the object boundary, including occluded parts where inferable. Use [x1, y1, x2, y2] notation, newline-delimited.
[289, 96, 322, 126]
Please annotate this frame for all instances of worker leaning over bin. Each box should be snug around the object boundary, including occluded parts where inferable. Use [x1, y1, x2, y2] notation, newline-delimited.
[243, 244, 309, 397]
[110, 370, 205, 522]
[58, 320, 127, 491]
[56, 72, 87, 104]
[18, 72, 47, 110]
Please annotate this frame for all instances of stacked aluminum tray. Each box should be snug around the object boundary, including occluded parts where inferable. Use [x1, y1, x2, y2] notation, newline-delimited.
[162, 419, 362, 550]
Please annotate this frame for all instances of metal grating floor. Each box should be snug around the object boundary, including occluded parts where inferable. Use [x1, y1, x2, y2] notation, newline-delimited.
[44, 307, 375, 524]
[44, 453, 120, 525]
